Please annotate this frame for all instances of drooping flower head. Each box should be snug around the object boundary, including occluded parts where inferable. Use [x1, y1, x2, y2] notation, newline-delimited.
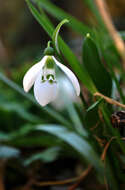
[23, 42, 80, 106]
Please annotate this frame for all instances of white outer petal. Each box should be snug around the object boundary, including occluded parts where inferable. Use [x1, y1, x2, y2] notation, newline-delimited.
[52, 56, 80, 96]
[34, 73, 58, 106]
[23, 56, 48, 92]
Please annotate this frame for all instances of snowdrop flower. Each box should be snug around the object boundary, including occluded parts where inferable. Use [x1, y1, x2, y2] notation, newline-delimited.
[23, 44, 80, 106]
[51, 75, 81, 110]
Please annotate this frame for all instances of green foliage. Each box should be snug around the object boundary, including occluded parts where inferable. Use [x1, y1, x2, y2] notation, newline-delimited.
[24, 147, 60, 165]
[0, 145, 20, 159]
[26, 0, 96, 94]
[36, 124, 103, 172]
[33, 0, 91, 35]
[82, 34, 112, 96]
[0, 0, 125, 189]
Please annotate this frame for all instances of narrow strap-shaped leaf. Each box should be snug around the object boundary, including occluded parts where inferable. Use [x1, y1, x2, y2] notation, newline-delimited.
[0, 101, 42, 123]
[82, 34, 112, 96]
[33, 0, 91, 36]
[82, 0, 105, 30]
[87, 98, 103, 112]
[0, 145, 20, 159]
[36, 124, 104, 173]
[24, 147, 60, 165]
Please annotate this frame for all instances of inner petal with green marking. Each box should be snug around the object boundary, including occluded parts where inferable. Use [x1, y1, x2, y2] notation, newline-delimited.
[41, 56, 57, 84]
[46, 56, 55, 69]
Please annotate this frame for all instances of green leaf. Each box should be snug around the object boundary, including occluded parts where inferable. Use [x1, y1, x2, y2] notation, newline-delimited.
[9, 125, 36, 139]
[66, 102, 87, 136]
[0, 101, 42, 123]
[94, 30, 125, 103]
[26, 0, 97, 94]
[82, 34, 112, 96]
[59, 39, 96, 94]
[87, 98, 103, 112]
[5, 125, 62, 147]
[34, 0, 91, 36]
[82, 0, 105, 30]
[0, 133, 10, 141]
[85, 106, 100, 128]
[24, 147, 60, 166]
[0, 72, 70, 126]
[9, 135, 61, 147]
[0, 145, 20, 159]
[52, 19, 69, 54]
[35, 124, 104, 173]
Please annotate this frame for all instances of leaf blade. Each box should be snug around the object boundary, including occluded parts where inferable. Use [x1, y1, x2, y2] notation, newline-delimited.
[34, 0, 91, 36]
[82, 34, 112, 96]
[36, 124, 104, 173]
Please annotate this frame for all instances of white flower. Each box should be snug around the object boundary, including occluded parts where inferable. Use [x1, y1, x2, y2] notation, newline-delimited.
[23, 55, 80, 106]
[51, 75, 81, 110]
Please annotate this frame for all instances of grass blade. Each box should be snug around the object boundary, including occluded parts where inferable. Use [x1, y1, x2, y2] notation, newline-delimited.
[34, 0, 91, 35]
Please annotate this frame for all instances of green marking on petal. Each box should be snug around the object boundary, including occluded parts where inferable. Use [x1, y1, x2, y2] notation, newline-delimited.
[49, 80, 54, 84]
[47, 74, 54, 80]
[41, 76, 44, 80]
[41, 75, 46, 83]
[46, 56, 55, 69]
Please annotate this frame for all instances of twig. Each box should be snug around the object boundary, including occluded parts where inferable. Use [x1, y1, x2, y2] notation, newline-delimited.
[104, 161, 109, 190]
[101, 137, 116, 190]
[95, 0, 125, 68]
[68, 166, 92, 190]
[94, 92, 125, 109]
[22, 178, 34, 190]
[35, 165, 92, 187]
[101, 137, 115, 161]
[0, 160, 6, 190]
[90, 121, 99, 131]
[101, 136, 125, 162]
[94, 135, 105, 147]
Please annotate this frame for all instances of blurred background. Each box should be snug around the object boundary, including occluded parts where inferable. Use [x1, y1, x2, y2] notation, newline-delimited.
[1, 0, 125, 69]
[1, 0, 125, 66]
[0, 0, 125, 190]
